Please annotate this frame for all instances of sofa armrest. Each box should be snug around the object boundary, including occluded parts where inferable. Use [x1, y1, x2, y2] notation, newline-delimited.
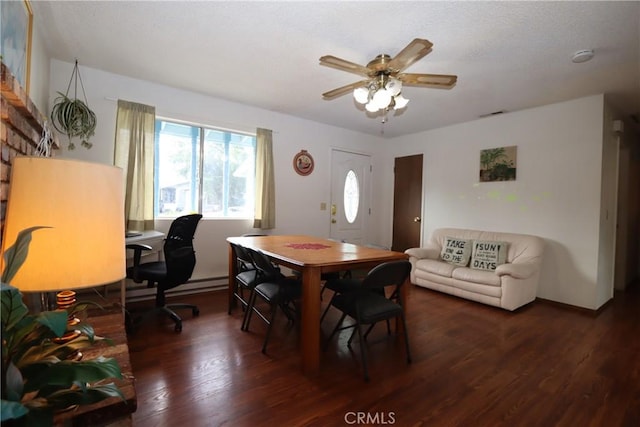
[405, 244, 440, 260]
[495, 262, 537, 279]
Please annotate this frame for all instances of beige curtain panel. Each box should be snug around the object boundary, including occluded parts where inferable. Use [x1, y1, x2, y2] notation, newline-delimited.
[253, 128, 276, 229]
[114, 100, 156, 231]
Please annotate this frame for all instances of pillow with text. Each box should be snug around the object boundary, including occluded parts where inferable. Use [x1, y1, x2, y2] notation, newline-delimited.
[440, 236, 472, 266]
[471, 240, 508, 271]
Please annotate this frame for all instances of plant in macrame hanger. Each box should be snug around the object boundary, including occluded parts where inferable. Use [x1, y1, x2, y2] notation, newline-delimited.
[50, 60, 97, 150]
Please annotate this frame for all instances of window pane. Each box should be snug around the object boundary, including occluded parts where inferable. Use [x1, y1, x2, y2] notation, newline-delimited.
[201, 130, 255, 217]
[155, 119, 255, 219]
[344, 170, 359, 223]
[156, 121, 200, 218]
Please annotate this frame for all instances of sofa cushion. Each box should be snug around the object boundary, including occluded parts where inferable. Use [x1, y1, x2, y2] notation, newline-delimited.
[470, 240, 508, 271]
[452, 267, 501, 287]
[416, 259, 456, 278]
[440, 236, 472, 266]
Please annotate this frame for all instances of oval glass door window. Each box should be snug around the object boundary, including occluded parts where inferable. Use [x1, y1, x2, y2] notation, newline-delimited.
[343, 170, 359, 223]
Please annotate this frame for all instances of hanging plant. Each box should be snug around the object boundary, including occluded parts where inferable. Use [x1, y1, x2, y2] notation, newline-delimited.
[50, 60, 97, 150]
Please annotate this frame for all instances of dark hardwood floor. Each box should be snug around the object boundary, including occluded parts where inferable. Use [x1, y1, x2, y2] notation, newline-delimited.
[126, 283, 640, 427]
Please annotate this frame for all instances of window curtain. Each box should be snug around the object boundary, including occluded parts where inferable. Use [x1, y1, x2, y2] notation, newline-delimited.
[253, 128, 276, 229]
[114, 100, 156, 231]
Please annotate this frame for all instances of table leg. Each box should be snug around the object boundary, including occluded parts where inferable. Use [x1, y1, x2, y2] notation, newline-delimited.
[228, 244, 238, 312]
[301, 266, 322, 375]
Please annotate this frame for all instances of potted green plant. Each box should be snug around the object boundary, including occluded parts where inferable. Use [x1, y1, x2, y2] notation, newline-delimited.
[49, 60, 97, 150]
[1, 228, 123, 426]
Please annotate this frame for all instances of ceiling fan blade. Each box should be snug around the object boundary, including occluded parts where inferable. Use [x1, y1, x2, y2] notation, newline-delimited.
[322, 80, 369, 100]
[387, 38, 434, 72]
[319, 55, 370, 77]
[398, 73, 457, 88]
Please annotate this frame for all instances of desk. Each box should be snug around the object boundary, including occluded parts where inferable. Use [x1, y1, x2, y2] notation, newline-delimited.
[123, 230, 165, 305]
[227, 235, 408, 375]
[53, 306, 136, 426]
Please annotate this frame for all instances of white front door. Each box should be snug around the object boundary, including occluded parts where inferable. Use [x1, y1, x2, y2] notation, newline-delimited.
[329, 149, 371, 244]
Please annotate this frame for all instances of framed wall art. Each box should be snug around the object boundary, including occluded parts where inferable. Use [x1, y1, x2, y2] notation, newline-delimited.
[1, 0, 33, 94]
[293, 150, 314, 176]
[479, 145, 517, 182]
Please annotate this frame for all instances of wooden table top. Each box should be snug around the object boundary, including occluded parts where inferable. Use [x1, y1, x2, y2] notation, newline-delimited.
[227, 235, 407, 271]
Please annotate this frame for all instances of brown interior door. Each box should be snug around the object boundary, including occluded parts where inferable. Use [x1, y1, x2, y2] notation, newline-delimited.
[392, 154, 423, 252]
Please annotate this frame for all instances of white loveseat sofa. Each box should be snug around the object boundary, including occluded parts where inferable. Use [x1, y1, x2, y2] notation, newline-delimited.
[405, 228, 545, 311]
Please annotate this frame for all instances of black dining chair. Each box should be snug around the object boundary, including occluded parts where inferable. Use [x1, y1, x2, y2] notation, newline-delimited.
[242, 248, 302, 353]
[324, 260, 412, 381]
[228, 242, 259, 316]
[126, 214, 202, 332]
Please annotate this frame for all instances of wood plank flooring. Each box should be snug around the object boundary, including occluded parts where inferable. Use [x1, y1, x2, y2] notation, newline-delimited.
[126, 284, 640, 427]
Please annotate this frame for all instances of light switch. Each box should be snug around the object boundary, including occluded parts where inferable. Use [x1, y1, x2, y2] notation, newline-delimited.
[320, 202, 327, 211]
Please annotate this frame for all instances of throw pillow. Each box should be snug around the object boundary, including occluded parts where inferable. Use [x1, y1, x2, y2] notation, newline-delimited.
[471, 240, 508, 271]
[440, 236, 472, 266]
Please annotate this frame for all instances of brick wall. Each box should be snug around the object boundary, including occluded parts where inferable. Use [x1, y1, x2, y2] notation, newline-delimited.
[1, 62, 59, 236]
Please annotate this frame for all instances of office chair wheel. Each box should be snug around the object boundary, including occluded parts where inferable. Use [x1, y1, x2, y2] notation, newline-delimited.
[175, 321, 183, 332]
[193, 308, 200, 316]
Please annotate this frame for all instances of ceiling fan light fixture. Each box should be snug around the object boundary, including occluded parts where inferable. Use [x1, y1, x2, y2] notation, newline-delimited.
[353, 87, 369, 104]
[393, 94, 409, 110]
[365, 101, 379, 113]
[385, 78, 402, 96]
[320, 39, 457, 121]
[372, 88, 392, 109]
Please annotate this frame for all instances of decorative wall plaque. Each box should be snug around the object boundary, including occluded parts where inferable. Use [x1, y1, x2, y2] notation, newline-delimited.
[293, 149, 314, 176]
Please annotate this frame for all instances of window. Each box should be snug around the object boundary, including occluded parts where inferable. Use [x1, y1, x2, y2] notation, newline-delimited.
[343, 169, 359, 224]
[155, 119, 256, 218]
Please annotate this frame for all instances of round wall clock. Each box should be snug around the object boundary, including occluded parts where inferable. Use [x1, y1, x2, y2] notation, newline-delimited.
[293, 150, 314, 176]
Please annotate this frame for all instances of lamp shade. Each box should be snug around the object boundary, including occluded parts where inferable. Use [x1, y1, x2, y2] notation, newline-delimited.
[0, 157, 126, 292]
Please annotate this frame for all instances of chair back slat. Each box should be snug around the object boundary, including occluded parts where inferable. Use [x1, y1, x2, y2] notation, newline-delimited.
[361, 260, 411, 295]
[231, 242, 255, 271]
[246, 248, 281, 281]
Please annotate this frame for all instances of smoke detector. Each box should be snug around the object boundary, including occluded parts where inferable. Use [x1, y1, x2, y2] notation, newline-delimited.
[571, 49, 594, 63]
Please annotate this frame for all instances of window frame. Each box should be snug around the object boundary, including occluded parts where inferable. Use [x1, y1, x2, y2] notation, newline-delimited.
[154, 117, 256, 219]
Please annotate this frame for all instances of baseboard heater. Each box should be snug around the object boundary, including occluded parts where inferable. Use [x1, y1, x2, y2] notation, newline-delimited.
[125, 276, 228, 303]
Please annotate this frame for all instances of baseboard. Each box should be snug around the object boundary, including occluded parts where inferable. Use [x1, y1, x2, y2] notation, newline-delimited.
[535, 297, 606, 316]
[125, 276, 228, 303]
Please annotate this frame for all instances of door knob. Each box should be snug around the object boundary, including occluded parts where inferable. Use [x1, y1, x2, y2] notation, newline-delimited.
[413, 217, 421, 223]
[331, 219, 337, 224]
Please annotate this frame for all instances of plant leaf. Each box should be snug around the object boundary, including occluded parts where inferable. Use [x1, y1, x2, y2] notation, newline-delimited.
[1, 226, 51, 284]
[34, 310, 69, 337]
[0, 399, 29, 422]
[44, 382, 124, 408]
[1, 284, 29, 331]
[24, 357, 122, 392]
[5, 361, 24, 401]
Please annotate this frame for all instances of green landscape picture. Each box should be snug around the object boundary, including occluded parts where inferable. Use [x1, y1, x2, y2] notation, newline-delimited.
[479, 146, 517, 182]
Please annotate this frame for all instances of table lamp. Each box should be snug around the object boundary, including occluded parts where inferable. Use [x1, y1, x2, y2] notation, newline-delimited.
[0, 156, 125, 339]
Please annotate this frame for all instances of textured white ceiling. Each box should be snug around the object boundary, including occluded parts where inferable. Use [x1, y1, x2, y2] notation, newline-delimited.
[31, 1, 640, 138]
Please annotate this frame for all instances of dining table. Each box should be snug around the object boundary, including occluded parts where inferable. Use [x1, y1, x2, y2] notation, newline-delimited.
[226, 234, 409, 375]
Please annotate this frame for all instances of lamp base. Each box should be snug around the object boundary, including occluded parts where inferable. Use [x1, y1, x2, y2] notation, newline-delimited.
[53, 290, 82, 344]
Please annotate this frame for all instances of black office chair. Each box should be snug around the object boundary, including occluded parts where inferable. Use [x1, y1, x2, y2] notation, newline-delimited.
[242, 248, 302, 353]
[126, 214, 203, 332]
[324, 260, 412, 381]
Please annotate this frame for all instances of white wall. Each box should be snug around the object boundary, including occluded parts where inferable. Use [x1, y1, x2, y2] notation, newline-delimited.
[385, 95, 609, 309]
[47, 60, 620, 309]
[48, 59, 385, 281]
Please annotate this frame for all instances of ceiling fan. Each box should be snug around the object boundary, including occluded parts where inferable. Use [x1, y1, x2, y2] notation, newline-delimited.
[320, 38, 457, 113]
